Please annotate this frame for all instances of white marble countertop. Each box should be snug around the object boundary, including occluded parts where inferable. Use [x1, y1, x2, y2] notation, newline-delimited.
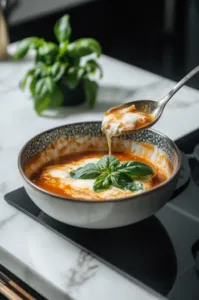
[1, 46, 199, 300]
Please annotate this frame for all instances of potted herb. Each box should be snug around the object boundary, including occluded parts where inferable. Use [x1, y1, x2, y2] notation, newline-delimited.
[14, 14, 103, 115]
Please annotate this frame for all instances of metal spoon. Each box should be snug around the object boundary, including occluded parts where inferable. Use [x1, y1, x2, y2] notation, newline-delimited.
[120, 65, 199, 133]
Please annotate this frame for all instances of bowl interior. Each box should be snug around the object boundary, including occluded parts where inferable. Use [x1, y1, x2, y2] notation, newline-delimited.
[20, 122, 180, 182]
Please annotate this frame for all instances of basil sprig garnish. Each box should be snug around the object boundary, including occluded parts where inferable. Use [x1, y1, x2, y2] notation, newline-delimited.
[70, 155, 153, 193]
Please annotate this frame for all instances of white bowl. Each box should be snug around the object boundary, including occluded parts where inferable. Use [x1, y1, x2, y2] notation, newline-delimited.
[18, 122, 181, 229]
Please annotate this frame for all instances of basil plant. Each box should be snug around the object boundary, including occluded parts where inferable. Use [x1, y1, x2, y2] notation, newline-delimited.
[14, 15, 103, 114]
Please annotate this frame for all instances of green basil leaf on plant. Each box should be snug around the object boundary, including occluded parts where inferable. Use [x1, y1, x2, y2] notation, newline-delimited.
[14, 40, 29, 60]
[51, 62, 61, 77]
[51, 62, 68, 82]
[85, 59, 103, 78]
[70, 163, 100, 179]
[54, 15, 71, 43]
[83, 78, 98, 108]
[50, 85, 64, 107]
[35, 79, 47, 96]
[34, 62, 50, 78]
[37, 42, 58, 65]
[97, 155, 120, 172]
[19, 69, 35, 90]
[34, 94, 51, 115]
[44, 77, 54, 93]
[38, 42, 58, 56]
[30, 77, 37, 96]
[59, 41, 69, 57]
[67, 66, 84, 89]
[14, 37, 44, 60]
[67, 38, 102, 58]
[93, 173, 111, 192]
[35, 77, 54, 97]
[68, 57, 80, 66]
[117, 161, 154, 177]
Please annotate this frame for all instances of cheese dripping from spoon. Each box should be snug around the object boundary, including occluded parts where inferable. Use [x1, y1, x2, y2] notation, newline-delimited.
[101, 104, 153, 155]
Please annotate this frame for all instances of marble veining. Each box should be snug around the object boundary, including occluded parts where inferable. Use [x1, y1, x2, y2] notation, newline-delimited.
[0, 43, 199, 300]
[0, 212, 18, 230]
[0, 181, 7, 193]
[66, 250, 98, 290]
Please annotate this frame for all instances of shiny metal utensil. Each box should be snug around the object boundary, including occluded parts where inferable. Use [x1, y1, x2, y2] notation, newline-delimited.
[121, 65, 199, 134]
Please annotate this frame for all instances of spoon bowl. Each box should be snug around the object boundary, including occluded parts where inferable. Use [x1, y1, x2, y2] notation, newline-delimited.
[121, 99, 161, 134]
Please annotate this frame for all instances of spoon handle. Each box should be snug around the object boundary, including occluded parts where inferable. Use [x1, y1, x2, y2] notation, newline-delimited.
[158, 65, 199, 106]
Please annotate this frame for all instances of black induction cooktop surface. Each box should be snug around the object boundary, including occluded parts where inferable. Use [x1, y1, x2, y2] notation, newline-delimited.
[5, 129, 199, 300]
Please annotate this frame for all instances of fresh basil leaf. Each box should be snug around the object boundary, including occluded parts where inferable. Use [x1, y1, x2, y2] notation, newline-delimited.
[19, 69, 35, 90]
[93, 173, 111, 192]
[85, 59, 103, 78]
[14, 37, 44, 60]
[35, 77, 54, 96]
[67, 66, 84, 89]
[68, 57, 80, 66]
[83, 78, 98, 108]
[38, 42, 58, 56]
[111, 172, 143, 192]
[34, 94, 51, 115]
[35, 78, 47, 96]
[54, 15, 71, 43]
[51, 62, 61, 77]
[59, 41, 69, 57]
[67, 38, 102, 58]
[111, 172, 132, 189]
[34, 62, 50, 78]
[117, 161, 153, 177]
[97, 155, 120, 172]
[14, 40, 30, 59]
[44, 77, 54, 93]
[50, 85, 64, 107]
[37, 42, 58, 65]
[30, 77, 37, 96]
[51, 62, 67, 82]
[127, 181, 143, 192]
[70, 163, 100, 179]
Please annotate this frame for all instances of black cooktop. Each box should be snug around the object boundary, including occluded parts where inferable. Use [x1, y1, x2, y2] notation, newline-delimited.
[5, 129, 199, 300]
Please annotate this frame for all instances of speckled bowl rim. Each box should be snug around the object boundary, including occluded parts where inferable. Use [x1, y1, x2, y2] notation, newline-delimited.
[18, 121, 182, 204]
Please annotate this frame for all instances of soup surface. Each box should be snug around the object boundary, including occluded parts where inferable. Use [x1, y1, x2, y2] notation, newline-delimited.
[31, 151, 167, 200]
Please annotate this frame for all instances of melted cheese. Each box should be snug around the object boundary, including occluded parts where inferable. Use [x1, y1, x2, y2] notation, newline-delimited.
[102, 104, 154, 154]
[102, 105, 153, 136]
